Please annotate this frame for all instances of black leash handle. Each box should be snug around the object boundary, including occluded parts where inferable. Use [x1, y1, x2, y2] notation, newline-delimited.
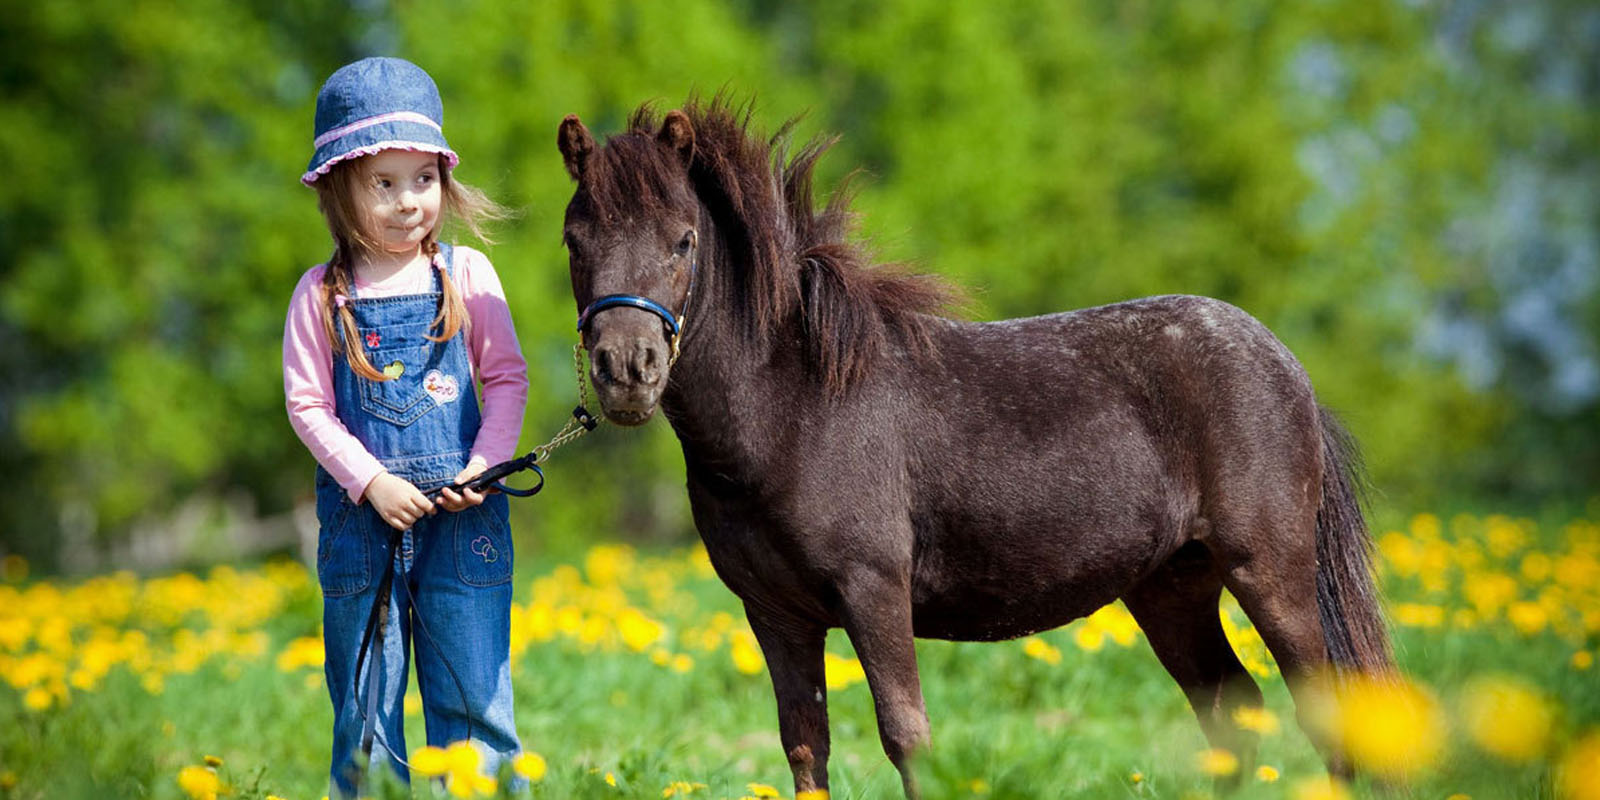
[425, 453, 544, 502]
[424, 404, 600, 503]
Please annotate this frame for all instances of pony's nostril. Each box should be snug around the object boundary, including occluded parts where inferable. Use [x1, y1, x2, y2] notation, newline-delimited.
[627, 337, 665, 384]
[630, 338, 661, 383]
[595, 347, 619, 383]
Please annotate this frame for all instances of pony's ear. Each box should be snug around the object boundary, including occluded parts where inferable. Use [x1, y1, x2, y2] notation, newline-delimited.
[658, 110, 695, 167]
[558, 114, 594, 181]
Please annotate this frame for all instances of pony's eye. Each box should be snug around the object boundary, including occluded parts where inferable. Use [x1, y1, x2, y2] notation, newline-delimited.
[675, 230, 696, 257]
[564, 233, 582, 259]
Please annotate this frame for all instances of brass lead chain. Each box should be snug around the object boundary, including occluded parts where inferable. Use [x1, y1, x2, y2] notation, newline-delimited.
[530, 344, 604, 463]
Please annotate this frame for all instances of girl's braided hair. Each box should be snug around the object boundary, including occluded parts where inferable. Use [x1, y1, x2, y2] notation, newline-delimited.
[312, 154, 507, 381]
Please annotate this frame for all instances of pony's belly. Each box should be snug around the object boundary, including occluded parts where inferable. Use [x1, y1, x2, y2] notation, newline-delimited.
[906, 523, 1164, 642]
[909, 588, 1114, 642]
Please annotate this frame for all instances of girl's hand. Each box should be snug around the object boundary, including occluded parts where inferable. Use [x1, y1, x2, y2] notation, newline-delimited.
[436, 459, 489, 512]
[364, 472, 434, 530]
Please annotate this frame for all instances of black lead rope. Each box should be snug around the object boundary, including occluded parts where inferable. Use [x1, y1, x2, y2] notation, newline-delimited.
[351, 407, 597, 791]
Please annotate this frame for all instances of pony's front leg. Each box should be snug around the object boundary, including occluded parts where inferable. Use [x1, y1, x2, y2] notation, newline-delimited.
[747, 607, 832, 796]
[837, 565, 930, 799]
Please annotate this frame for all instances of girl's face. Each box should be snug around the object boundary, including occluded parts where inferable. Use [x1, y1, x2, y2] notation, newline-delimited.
[358, 149, 443, 257]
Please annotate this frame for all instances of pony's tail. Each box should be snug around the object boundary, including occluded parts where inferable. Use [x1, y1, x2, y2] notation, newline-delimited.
[1314, 407, 1393, 676]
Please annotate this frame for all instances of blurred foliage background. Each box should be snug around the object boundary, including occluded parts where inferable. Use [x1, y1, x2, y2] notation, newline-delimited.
[0, 0, 1595, 574]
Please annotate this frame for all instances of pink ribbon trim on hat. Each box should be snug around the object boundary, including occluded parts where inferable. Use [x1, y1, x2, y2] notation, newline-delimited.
[301, 141, 458, 185]
[313, 110, 442, 149]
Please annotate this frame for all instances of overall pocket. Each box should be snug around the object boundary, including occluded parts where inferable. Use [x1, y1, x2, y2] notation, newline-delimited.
[454, 494, 513, 587]
[358, 340, 450, 427]
[316, 494, 372, 598]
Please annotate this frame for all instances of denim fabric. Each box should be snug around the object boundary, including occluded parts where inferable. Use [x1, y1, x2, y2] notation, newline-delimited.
[315, 244, 520, 797]
[303, 57, 458, 185]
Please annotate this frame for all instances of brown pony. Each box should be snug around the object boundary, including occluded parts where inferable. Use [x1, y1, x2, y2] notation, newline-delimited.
[556, 98, 1390, 797]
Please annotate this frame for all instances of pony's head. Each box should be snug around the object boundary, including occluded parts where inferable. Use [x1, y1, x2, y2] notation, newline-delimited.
[559, 110, 700, 426]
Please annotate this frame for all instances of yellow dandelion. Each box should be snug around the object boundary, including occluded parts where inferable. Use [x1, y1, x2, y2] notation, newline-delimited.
[1574, 650, 1594, 671]
[1445, 794, 1471, 800]
[435, 741, 494, 798]
[411, 745, 449, 777]
[1129, 771, 1144, 784]
[662, 780, 708, 797]
[1022, 636, 1062, 665]
[1291, 776, 1352, 800]
[1464, 572, 1518, 619]
[670, 653, 694, 673]
[1507, 601, 1550, 635]
[1073, 625, 1105, 652]
[1560, 732, 1600, 800]
[203, 755, 223, 768]
[746, 782, 781, 797]
[1312, 674, 1444, 780]
[1460, 675, 1553, 762]
[22, 687, 52, 711]
[1410, 513, 1442, 540]
[445, 772, 495, 798]
[0, 772, 18, 790]
[823, 653, 866, 690]
[1256, 765, 1280, 782]
[1232, 705, 1280, 735]
[1393, 603, 1446, 628]
[513, 752, 547, 782]
[445, 741, 480, 773]
[1086, 604, 1141, 646]
[275, 636, 325, 671]
[617, 608, 665, 652]
[797, 791, 831, 800]
[1379, 531, 1423, 577]
[176, 766, 221, 800]
[1196, 747, 1239, 776]
[730, 632, 765, 675]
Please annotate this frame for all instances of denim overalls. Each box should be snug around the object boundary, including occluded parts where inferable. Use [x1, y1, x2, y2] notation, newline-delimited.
[314, 244, 520, 797]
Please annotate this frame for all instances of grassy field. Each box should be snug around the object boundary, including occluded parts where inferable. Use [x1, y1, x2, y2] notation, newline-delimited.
[2, 511, 1598, 800]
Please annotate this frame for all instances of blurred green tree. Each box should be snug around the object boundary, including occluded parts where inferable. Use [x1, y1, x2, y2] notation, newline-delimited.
[0, 1, 378, 567]
[0, 0, 1593, 572]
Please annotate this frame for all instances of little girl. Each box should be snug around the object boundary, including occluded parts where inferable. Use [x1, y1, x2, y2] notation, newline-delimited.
[282, 57, 527, 796]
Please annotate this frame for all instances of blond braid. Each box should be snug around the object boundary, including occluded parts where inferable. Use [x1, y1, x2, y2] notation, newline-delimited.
[312, 154, 507, 376]
[319, 251, 390, 382]
[426, 241, 469, 344]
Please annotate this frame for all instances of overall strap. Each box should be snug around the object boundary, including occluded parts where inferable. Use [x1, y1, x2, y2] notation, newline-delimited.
[437, 241, 455, 282]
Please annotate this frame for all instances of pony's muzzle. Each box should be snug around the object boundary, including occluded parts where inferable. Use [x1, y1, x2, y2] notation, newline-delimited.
[589, 323, 669, 426]
[594, 336, 666, 387]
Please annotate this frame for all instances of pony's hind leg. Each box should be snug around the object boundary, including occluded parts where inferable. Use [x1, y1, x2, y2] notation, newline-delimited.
[1210, 512, 1350, 775]
[1123, 541, 1264, 774]
[746, 607, 832, 796]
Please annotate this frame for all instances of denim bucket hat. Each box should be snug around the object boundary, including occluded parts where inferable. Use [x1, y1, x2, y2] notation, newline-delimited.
[302, 57, 459, 186]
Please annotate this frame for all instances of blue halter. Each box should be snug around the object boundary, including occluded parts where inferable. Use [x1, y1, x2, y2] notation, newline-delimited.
[575, 242, 698, 365]
[576, 294, 680, 337]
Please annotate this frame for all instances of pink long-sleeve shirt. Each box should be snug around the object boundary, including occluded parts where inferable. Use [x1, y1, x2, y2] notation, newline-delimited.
[283, 245, 528, 503]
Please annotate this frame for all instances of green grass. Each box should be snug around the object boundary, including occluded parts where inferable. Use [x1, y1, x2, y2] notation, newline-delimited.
[2, 513, 1597, 799]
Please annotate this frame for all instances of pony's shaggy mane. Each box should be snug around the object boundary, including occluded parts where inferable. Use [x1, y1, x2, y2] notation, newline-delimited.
[581, 95, 959, 394]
